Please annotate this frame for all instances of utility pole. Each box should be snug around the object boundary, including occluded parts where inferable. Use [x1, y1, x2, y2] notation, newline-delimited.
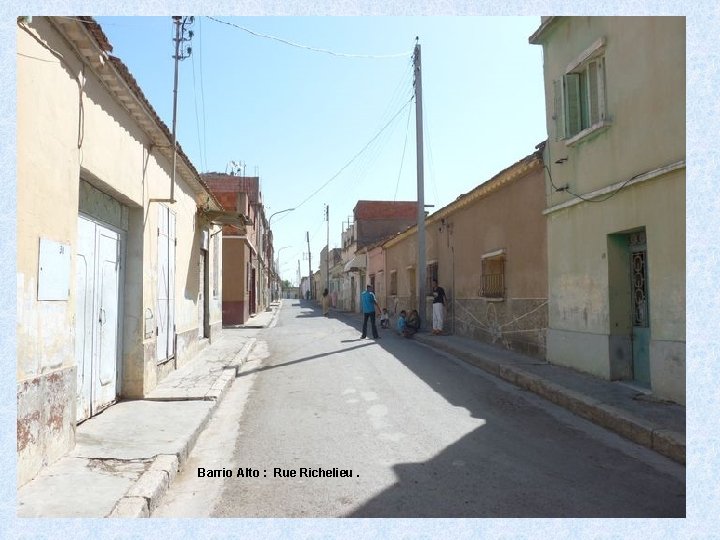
[306, 231, 312, 300]
[414, 39, 427, 326]
[325, 204, 330, 294]
[170, 16, 194, 203]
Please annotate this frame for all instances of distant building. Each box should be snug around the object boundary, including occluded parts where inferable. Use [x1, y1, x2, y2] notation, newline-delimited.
[339, 201, 417, 312]
[203, 174, 272, 325]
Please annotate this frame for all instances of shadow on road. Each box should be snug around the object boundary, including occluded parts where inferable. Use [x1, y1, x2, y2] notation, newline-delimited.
[313, 306, 687, 518]
[237, 342, 373, 378]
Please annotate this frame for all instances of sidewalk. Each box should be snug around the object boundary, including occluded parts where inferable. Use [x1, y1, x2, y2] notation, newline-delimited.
[412, 331, 685, 465]
[17, 304, 279, 518]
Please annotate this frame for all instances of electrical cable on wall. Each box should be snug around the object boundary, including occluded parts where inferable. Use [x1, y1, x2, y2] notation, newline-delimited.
[545, 164, 642, 203]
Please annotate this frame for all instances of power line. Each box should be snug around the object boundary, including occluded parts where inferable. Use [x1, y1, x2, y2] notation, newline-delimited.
[423, 98, 440, 206]
[191, 45, 206, 172]
[291, 97, 414, 212]
[205, 16, 412, 59]
[199, 17, 208, 172]
[394, 104, 413, 201]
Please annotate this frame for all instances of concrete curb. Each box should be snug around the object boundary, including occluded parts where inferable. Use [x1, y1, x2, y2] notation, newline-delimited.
[108, 339, 256, 518]
[415, 335, 685, 465]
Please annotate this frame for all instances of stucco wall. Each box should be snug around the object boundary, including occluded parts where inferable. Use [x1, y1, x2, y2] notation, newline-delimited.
[537, 17, 685, 404]
[382, 160, 547, 355]
[222, 238, 249, 324]
[17, 18, 223, 484]
[540, 17, 685, 203]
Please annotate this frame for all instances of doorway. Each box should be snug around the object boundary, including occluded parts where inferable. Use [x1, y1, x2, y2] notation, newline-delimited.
[157, 205, 176, 363]
[629, 231, 651, 387]
[607, 229, 650, 387]
[75, 215, 123, 422]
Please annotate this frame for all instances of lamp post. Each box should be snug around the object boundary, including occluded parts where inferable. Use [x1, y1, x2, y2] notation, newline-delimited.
[269, 207, 295, 225]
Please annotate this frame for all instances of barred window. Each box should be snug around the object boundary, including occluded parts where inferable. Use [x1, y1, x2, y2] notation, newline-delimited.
[390, 270, 397, 295]
[426, 261, 438, 291]
[481, 250, 505, 299]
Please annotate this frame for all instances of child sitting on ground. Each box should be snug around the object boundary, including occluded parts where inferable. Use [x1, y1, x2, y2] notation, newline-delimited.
[380, 307, 390, 329]
[403, 309, 420, 338]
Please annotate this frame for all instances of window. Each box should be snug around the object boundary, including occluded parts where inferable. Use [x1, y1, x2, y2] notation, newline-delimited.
[554, 38, 608, 141]
[390, 270, 397, 295]
[481, 250, 505, 299]
[370, 274, 376, 290]
[426, 261, 438, 291]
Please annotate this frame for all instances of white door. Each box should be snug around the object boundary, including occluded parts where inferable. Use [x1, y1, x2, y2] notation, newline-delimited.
[198, 250, 205, 338]
[75, 216, 122, 422]
[95, 228, 121, 407]
[157, 206, 176, 362]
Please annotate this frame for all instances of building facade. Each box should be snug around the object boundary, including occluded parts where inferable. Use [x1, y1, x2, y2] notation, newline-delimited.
[340, 201, 417, 312]
[530, 17, 685, 403]
[203, 175, 272, 325]
[382, 146, 548, 356]
[17, 17, 225, 485]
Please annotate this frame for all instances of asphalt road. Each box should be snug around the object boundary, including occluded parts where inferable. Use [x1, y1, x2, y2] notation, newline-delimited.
[155, 299, 685, 518]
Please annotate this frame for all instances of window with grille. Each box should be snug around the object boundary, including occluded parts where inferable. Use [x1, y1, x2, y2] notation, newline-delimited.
[426, 261, 438, 291]
[481, 251, 505, 299]
[390, 270, 397, 295]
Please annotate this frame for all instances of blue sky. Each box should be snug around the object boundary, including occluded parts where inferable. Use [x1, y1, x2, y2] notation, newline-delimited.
[5, 6, 720, 539]
[95, 16, 547, 284]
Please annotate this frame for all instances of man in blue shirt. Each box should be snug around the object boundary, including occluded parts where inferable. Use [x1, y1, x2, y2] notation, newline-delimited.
[360, 284, 381, 340]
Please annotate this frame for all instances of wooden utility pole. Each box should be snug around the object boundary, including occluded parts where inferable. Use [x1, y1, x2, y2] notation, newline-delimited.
[414, 39, 427, 326]
[325, 204, 330, 293]
[306, 231, 312, 299]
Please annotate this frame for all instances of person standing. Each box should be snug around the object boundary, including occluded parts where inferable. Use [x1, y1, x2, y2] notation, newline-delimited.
[360, 284, 381, 339]
[322, 288, 330, 317]
[431, 279, 447, 335]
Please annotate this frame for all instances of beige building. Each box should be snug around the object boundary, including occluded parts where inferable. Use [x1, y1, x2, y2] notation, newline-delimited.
[16, 17, 229, 485]
[530, 17, 685, 403]
[382, 146, 548, 356]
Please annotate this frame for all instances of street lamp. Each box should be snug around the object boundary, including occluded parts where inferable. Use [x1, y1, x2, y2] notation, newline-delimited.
[269, 207, 295, 225]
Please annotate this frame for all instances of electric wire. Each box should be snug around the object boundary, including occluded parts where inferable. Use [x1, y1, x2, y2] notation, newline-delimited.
[393, 104, 413, 201]
[205, 16, 412, 59]
[423, 98, 441, 207]
[281, 97, 414, 215]
[191, 46, 206, 172]
[198, 17, 208, 172]
[544, 164, 642, 203]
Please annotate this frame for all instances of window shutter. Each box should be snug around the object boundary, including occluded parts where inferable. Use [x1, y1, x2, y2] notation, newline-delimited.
[597, 58, 606, 121]
[553, 79, 565, 140]
[588, 60, 600, 125]
[564, 73, 582, 137]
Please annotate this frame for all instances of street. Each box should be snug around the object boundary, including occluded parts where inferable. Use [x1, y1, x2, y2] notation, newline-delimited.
[155, 300, 685, 518]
